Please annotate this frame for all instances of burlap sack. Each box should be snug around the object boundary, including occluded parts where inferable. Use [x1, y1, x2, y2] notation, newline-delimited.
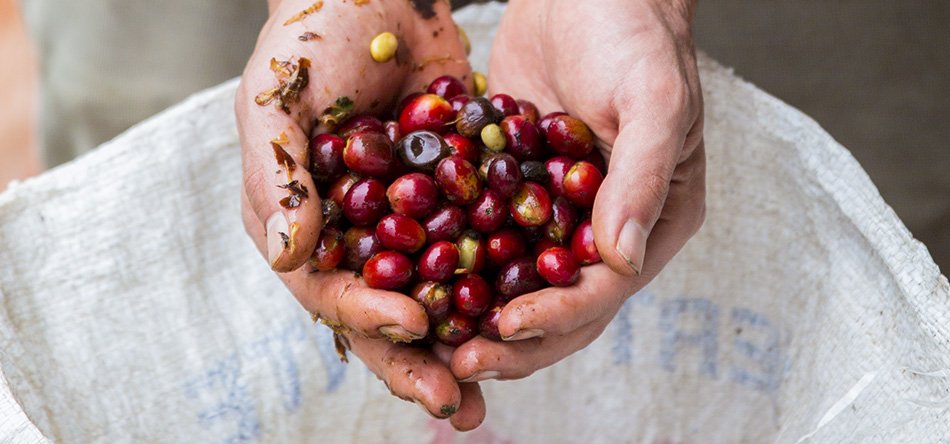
[1, 4, 947, 443]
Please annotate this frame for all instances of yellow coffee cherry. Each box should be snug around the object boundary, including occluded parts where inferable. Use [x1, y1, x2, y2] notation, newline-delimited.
[473, 71, 487, 97]
[481, 123, 506, 152]
[370, 32, 398, 63]
[457, 26, 471, 55]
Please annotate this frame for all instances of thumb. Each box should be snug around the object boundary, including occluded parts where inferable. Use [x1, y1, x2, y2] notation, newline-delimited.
[591, 119, 684, 276]
[237, 78, 322, 273]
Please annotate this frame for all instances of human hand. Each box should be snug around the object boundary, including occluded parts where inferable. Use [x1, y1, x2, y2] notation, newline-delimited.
[451, 0, 706, 382]
[236, 0, 484, 429]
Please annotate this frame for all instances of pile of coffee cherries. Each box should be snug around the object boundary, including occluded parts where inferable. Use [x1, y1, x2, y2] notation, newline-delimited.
[308, 75, 604, 346]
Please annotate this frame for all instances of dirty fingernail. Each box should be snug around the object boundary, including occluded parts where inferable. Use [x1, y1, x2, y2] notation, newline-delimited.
[502, 328, 544, 342]
[266, 212, 290, 269]
[459, 370, 500, 383]
[616, 219, 648, 275]
[415, 400, 458, 418]
[379, 325, 423, 343]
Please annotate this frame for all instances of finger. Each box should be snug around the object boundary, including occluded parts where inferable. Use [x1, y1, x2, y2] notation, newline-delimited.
[242, 188, 429, 340]
[592, 80, 701, 277]
[237, 73, 322, 273]
[400, 0, 473, 95]
[431, 342, 455, 366]
[639, 141, 706, 277]
[348, 334, 462, 419]
[452, 323, 607, 382]
[449, 382, 486, 432]
[496, 264, 628, 341]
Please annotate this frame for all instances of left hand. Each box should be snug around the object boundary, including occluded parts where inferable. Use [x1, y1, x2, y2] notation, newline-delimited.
[450, 0, 706, 382]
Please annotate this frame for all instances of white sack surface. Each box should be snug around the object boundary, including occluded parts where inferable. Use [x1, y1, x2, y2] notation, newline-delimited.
[1, 4, 948, 443]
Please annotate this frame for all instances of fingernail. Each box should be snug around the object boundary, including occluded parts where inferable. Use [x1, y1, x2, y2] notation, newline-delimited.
[379, 325, 423, 343]
[266, 212, 290, 269]
[459, 370, 500, 383]
[414, 400, 456, 418]
[502, 328, 544, 341]
[616, 219, 648, 275]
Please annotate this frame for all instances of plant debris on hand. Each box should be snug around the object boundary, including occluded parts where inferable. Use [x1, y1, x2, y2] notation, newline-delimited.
[255, 57, 312, 114]
[284, 1, 324, 26]
[319, 96, 355, 130]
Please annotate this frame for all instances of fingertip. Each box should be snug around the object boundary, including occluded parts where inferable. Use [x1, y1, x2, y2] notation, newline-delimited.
[349, 289, 430, 341]
[450, 383, 486, 432]
[449, 340, 482, 381]
[591, 176, 647, 278]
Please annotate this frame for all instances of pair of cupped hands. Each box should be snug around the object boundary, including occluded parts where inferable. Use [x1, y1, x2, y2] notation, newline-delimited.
[237, 0, 705, 431]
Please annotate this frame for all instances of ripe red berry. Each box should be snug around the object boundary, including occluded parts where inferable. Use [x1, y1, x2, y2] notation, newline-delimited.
[538, 111, 567, 134]
[542, 114, 595, 159]
[500, 115, 544, 161]
[442, 133, 480, 165]
[434, 312, 478, 346]
[487, 229, 527, 266]
[395, 130, 450, 172]
[327, 173, 362, 206]
[343, 178, 389, 226]
[516, 100, 540, 124]
[532, 237, 559, 258]
[490, 93, 519, 117]
[395, 92, 423, 118]
[387, 173, 439, 219]
[486, 153, 523, 198]
[562, 161, 603, 207]
[337, 115, 385, 139]
[383, 120, 401, 144]
[410, 281, 452, 320]
[341, 226, 382, 271]
[495, 257, 546, 299]
[363, 251, 415, 290]
[478, 302, 505, 340]
[467, 189, 507, 233]
[309, 134, 346, 183]
[376, 214, 427, 253]
[418, 241, 460, 282]
[343, 130, 395, 177]
[427, 75, 468, 99]
[399, 93, 455, 134]
[456, 230, 487, 274]
[435, 156, 482, 205]
[423, 205, 467, 243]
[536, 246, 580, 287]
[453, 274, 493, 317]
[570, 220, 601, 265]
[310, 226, 345, 271]
[544, 197, 578, 244]
[448, 94, 471, 113]
[544, 156, 573, 198]
[510, 182, 553, 227]
[584, 150, 608, 175]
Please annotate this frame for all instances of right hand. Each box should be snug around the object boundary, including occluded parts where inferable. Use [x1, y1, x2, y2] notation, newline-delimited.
[236, 0, 484, 430]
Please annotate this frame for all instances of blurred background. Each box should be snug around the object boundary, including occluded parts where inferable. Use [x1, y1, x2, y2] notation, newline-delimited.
[0, 0, 946, 270]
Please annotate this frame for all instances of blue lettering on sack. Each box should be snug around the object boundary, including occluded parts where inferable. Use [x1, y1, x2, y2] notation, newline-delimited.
[183, 353, 260, 443]
[660, 298, 720, 378]
[610, 293, 787, 394]
[183, 316, 351, 443]
[729, 307, 783, 392]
